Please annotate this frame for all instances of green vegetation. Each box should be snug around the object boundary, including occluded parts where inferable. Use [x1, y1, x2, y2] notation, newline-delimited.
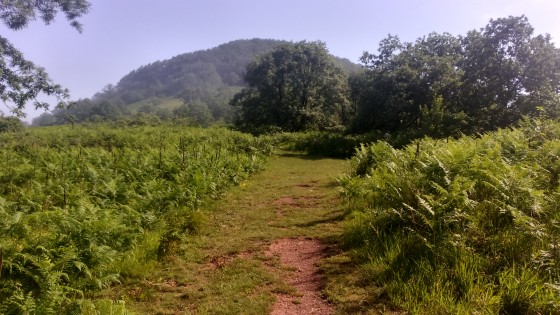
[100, 151, 347, 314]
[273, 131, 378, 158]
[2, 3, 560, 314]
[231, 41, 351, 133]
[33, 39, 360, 126]
[338, 118, 560, 313]
[350, 16, 560, 141]
[0, 116, 25, 133]
[0, 124, 271, 313]
[30, 17, 559, 148]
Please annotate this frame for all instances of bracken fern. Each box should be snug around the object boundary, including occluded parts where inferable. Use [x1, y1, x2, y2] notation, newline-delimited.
[341, 118, 560, 313]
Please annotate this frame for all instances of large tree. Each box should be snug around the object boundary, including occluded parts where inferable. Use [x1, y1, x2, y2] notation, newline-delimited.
[231, 41, 351, 132]
[0, 0, 90, 116]
[352, 33, 465, 136]
[459, 15, 560, 131]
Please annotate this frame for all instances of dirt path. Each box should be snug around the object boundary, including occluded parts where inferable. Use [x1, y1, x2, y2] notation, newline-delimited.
[267, 238, 333, 314]
[107, 152, 348, 314]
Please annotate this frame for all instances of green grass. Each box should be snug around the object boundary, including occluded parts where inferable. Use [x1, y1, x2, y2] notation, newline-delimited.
[338, 118, 560, 313]
[101, 151, 350, 314]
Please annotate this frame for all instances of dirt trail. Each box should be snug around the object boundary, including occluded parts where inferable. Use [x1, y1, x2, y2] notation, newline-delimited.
[110, 152, 348, 314]
[267, 237, 333, 314]
[258, 153, 343, 314]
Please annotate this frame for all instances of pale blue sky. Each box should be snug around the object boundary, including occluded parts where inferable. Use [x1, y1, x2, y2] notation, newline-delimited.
[2, 0, 560, 119]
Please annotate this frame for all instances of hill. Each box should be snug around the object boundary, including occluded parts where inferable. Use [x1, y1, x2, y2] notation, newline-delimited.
[33, 39, 360, 126]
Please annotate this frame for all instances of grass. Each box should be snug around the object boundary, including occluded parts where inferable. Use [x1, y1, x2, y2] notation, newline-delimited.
[100, 151, 350, 314]
[337, 119, 560, 313]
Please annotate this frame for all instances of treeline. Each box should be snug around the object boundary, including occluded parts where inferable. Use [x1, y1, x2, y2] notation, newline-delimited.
[232, 16, 560, 145]
[32, 39, 359, 126]
[32, 16, 560, 146]
[350, 15, 560, 142]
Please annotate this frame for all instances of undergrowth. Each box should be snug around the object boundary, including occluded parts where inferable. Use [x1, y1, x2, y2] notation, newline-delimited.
[0, 124, 271, 313]
[272, 131, 379, 158]
[339, 118, 560, 313]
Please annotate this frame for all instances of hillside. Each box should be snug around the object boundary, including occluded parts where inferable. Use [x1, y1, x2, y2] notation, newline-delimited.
[33, 39, 360, 126]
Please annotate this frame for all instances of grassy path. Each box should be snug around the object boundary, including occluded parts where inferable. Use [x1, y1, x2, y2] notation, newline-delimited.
[108, 152, 350, 314]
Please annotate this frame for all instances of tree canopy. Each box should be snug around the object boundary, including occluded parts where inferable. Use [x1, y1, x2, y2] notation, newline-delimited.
[231, 41, 351, 133]
[350, 16, 560, 141]
[0, 0, 90, 116]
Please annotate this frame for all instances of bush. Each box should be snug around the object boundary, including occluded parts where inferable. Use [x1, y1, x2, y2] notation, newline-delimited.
[0, 116, 24, 133]
[274, 131, 379, 158]
[0, 124, 272, 313]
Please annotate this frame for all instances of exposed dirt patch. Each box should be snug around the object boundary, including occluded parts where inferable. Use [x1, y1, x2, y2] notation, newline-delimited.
[266, 237, 333, 315]
[296, 180, 320, 188]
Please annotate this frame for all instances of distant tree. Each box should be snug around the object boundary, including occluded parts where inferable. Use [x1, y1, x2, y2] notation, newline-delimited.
[352, 33, 464, 134]
[231, 41, 351, 132]
[32, 112, 57, 126]
[187, 100, 213, 126]
[0, 116, 24, 132]
[0, 0, 90, 116]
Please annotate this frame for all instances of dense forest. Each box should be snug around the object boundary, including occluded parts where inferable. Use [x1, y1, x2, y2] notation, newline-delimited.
[32, 39, 359, 127]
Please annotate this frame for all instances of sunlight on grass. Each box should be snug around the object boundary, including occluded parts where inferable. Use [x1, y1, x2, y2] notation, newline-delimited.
[104, 151, 349, 314]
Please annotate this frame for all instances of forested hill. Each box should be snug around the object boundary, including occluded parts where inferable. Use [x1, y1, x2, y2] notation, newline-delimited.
[33, 39, 360, 126]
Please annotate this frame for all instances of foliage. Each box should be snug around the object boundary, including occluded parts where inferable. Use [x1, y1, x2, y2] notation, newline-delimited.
[0, 0, 90, 116]
[460, 16, 560, 130]
[272, 131, 379, 158]
[0, 124, 272, 313]
[339, 118, 560, 313]
[0, 116, 24, 133]
[351, 16, 560, 142]
[35, 39, 360, 126]
[231, 41, 352, 133]
[31, 16, 559, 143]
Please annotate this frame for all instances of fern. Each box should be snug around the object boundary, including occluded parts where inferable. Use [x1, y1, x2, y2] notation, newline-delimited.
[340, 118, 560, 312]
[0, 124, 272, 312]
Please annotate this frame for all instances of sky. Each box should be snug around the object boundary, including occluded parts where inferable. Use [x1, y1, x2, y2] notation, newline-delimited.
[2, 0, 560, 120]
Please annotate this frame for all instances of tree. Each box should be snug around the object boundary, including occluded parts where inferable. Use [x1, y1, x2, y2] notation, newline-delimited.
[352, 33, 464, 134]
[231, 41, 351, 132]
[352, 16, 560, 140]
[459, 15, 560, 132]
[0, 115, 24, 132]
[0, 0, 90, 116]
